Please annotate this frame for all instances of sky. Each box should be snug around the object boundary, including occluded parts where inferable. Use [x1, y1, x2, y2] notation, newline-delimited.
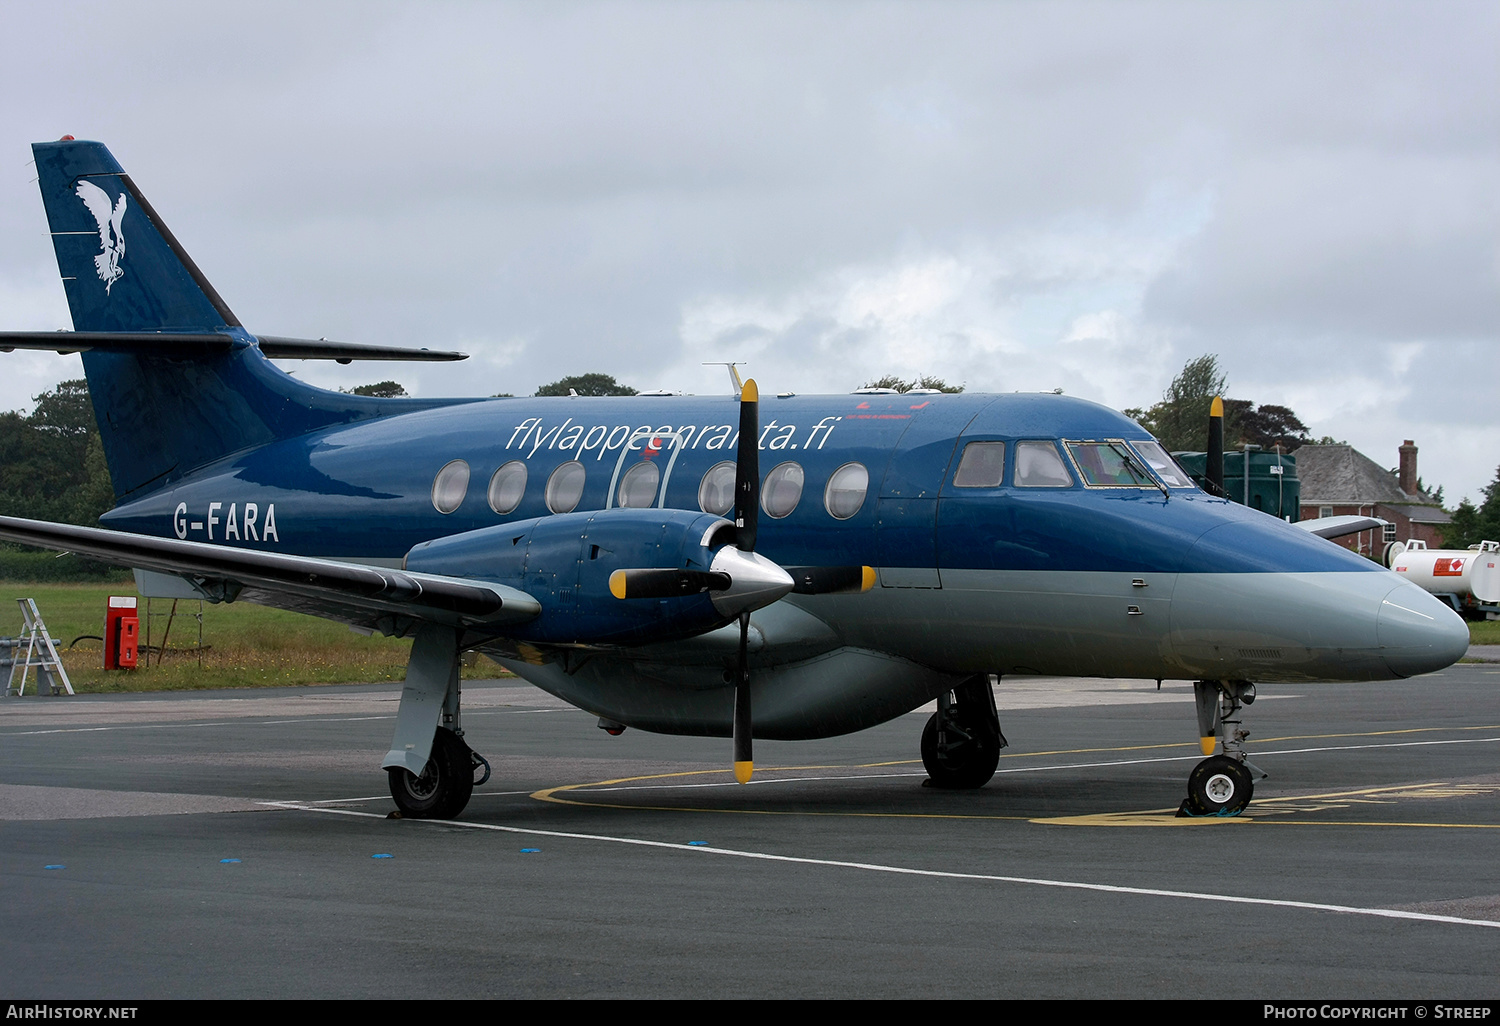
[1, 1, 1496, 502]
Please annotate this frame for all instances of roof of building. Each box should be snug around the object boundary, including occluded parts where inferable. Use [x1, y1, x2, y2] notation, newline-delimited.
[1291, 444, 1443, 507]
[1380, 502, 1453, 525]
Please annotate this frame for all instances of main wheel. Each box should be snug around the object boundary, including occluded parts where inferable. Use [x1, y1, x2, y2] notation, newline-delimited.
[388, 727, 475, 819]
[921, 711, 1001, 789]
[1184, 755, 1253, 817]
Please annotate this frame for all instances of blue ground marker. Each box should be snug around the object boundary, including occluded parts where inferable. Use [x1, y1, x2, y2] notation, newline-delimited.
[687, 841, 708, 846]
[519, 848, 541, 854]
[220, 859, 241, 864]
[372, 853, 394, 859]
[44, 865, 64, 870]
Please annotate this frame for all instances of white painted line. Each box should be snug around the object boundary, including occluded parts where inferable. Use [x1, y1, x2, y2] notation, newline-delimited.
[278, 803, 1500, 931]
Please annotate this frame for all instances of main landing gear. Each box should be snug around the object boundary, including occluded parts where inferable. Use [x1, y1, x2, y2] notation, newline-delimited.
[382, 624, 489, 819]
[922, 674, 1008, 789]
[1178, 679, 1263, 818]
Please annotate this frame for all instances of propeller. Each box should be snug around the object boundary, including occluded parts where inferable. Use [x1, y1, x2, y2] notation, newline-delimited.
[608, 377, 876, 784]
[731, 379, 761, 784]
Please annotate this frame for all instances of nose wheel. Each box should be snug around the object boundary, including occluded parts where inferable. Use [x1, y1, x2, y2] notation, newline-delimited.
[1178, 679, 1263, 818]
[1182, 755, 1253, 816]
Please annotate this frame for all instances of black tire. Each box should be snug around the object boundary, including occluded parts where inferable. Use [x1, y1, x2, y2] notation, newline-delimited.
[1184, 755, 1253, 817]
[387, 727, 475, 819]
[921, 711, 1000, 789]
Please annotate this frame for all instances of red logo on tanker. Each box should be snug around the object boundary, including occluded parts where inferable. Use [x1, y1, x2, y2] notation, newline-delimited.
[1433, 557, 1465, 576]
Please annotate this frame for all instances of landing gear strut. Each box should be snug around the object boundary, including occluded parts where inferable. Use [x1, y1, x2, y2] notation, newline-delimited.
[382, 624, 485, 819]
[1178, 679, 1262, 817]
[921, 674, 1008, 789]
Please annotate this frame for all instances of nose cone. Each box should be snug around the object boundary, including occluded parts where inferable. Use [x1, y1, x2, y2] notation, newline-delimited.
[1377, 579, 1471, 677]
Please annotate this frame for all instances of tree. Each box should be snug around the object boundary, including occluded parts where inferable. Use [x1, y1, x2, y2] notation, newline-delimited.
[860, 374, 964, 393]
[0, 379, 114, 527]
[535, 373, 637, 397]
[343, 381, 409, 398]
[1444, 466, 1500, 548]
[1128, 355, 1238, 453]
[1224, 401, 1312, 453]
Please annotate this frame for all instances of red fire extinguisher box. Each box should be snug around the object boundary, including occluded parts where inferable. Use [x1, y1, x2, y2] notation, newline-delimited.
[105, 596, 139, 670]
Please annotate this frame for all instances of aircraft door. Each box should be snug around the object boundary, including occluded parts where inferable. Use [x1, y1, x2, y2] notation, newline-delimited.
[873, 398, 990, 589]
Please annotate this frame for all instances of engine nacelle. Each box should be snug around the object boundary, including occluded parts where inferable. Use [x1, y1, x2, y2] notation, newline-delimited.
[404, 508, 740, 645]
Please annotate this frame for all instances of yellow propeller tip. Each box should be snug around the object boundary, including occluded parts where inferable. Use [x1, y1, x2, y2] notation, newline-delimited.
[1210, 396, 1224, 418]
[1199, 736, 1217, 756]
[741, 379, 758, 403]
[734, 760, 754, 784]
[860, 566, 876, 592]
[608, 570, 627, 600]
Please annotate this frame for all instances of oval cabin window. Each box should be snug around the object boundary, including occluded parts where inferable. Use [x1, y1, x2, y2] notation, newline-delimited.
[431, 460, 470, 514]
[823, 462, 868, 519]
[698, 461, 736, 515]
[761, 462, 804, 519]
[487, 461, 527, 514]
[545, 461, 586, 514]
[617, 461, 660, 509]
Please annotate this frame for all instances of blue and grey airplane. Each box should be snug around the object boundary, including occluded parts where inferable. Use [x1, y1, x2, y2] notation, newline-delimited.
[0, 138, 1470, 819]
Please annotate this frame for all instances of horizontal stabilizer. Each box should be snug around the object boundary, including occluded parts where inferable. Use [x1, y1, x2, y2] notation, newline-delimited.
[0, 332, 466, 362]
[1294, 515, 1389, 540]
[0, 515, 537, 630]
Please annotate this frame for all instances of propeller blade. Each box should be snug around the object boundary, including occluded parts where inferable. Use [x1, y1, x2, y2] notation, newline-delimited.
[733, 611, 753, 783]
[784, 565, 877, 595]
[733, 379, 759, 552]
[609, 568, 731, 600]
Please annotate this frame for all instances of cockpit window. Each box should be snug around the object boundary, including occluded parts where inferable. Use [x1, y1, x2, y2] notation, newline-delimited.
[953, 442, 1006, 488]
[1130, 440, 1195, 488]
[1064, 441, 1156, 488]
[1014, 441, 1073, 488]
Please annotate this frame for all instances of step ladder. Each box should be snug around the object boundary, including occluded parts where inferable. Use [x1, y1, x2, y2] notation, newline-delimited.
[4, 598, 73, 697]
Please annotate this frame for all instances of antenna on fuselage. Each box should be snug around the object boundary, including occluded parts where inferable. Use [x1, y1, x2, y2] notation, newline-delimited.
[703, 362, 746, 394]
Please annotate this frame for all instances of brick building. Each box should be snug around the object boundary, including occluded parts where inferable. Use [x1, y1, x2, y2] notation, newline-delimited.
[1291, 440, 1451, 559]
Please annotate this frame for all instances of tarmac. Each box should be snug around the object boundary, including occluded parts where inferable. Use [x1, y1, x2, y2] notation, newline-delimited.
[2, 664, 1499, 999]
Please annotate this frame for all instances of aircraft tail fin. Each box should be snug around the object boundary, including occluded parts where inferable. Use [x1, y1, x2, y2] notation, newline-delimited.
[28, 139, 473, 505]
[33, 138, 239, 334]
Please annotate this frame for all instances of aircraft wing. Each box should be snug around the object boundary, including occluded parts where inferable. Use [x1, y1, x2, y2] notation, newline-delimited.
[0, 516, 539, 636]
[1293, 514, 1390, 541]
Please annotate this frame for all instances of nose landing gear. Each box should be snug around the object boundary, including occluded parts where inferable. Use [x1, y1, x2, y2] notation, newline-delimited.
[1178, 679, 1263, 818]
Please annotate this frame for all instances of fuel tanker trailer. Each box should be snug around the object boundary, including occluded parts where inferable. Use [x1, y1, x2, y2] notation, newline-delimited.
[1387, 539, 1500, 617]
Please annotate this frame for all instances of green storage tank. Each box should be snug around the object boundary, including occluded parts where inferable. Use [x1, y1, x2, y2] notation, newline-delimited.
[1173, 450, 1300, 521]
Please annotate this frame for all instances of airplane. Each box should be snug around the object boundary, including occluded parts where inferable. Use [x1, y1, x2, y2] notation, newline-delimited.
[0, 138, 1471, 821]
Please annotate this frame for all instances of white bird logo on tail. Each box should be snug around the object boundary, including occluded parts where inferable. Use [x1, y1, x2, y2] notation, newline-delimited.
[75, 180, 127, 294]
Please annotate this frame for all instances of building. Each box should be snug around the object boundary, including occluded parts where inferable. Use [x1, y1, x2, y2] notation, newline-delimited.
[1291, 440, 1451, 559]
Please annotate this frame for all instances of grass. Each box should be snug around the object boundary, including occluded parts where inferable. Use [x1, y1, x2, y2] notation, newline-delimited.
[1468, 618, 1500, 645]
[0, 583, 510, 693]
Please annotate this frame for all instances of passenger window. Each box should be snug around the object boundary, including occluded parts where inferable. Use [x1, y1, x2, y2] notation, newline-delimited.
[431, 460, 470, 514]
[953, 442, 1006, 488]
[487, 461, 527, 514]
[698, 461, 736, 516]
[545, 461, 585, 514]
[1065, 441, 1154, 487]
[1130, 441, 1194, 488]
[617, 461, 660, 508]
[1014, 441, 1073, 488]
[823, 462, 869, 519]
[761, 462, 804, 519]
